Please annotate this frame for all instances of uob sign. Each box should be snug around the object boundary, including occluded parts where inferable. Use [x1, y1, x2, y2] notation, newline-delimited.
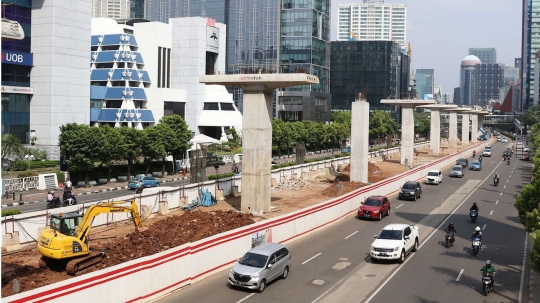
[1, 50, 33, 66]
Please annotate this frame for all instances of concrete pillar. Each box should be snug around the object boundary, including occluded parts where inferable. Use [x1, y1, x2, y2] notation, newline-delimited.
[462, 113, 470, 145]
[401, 106, 415, 166]
[471, 114, 478, 143]
[479, 116, 484, 130]
[449, 112, 458, 148]
[241, 89, 273, 214]
[429, 109, 441, 155]
[350, 101, 369, 183]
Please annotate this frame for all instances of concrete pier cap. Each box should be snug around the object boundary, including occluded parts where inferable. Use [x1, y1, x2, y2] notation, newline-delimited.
[417, 104, 457, 155]
[199, 73, 319, 215]
[380, 99, 435, 166]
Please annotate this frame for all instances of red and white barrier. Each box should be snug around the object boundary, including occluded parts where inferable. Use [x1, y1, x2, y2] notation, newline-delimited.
[3, 141, 488, 302]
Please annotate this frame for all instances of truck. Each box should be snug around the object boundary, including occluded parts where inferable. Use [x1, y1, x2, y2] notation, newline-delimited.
[478, 127, 489, 141]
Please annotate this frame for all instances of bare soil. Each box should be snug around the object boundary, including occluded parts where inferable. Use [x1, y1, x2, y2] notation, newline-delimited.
[1, 142, 477, 297]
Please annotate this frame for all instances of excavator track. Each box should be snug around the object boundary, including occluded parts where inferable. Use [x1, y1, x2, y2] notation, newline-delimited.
[66, 250, 108, 276]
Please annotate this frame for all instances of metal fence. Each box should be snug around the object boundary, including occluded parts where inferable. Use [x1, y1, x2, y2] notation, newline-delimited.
[3, 176, 39, 192]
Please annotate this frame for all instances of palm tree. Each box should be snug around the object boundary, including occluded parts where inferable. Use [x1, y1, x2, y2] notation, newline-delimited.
[1, 134, 23, 161]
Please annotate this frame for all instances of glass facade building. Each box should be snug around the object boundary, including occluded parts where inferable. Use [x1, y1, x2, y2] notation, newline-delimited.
[330, 41, 400, 112]
[1, 0, 33, 144]
[468, 48, 497, 64]
[473, 63, 504, 106]
[130, 0, 144, 18]
[522, 0, 540, 109]
[415, 69, 434, 100]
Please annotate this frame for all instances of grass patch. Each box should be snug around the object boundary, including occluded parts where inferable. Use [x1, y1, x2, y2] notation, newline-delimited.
[208, 172, 237, 180]
[1, 209, 21, 217]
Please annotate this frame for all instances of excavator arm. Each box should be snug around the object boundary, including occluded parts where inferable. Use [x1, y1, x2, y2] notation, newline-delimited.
[75, 200, 146, 244]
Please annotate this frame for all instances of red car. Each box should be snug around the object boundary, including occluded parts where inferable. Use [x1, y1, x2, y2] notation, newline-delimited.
[358, 196, 391, 221]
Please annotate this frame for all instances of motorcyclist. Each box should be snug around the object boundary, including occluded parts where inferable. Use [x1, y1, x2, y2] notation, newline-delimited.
[63, 190, 77, 205]
[232, 162, 239, 173]
[471, 226, 483, 243]
[447, 222, 457, 234]
[478, 155, 483, 163]
[473, 150, 477, 158]
[494, 172, 500, 182]
[480, 260, 496, 285]
[470, 202, 479, 213]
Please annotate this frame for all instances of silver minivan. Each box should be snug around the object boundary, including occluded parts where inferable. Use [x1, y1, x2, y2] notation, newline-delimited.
[228, 242, 291, 293]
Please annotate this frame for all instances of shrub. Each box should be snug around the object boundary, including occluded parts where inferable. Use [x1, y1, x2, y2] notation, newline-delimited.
[16, 171, 37, 178]
[208, 172, 236, 180]
[500, 131, 516, 140]
[222, 145, 232, 152]
[56, 171, 66, 184]
[9, 161, 29, 171]
[272, 161, 298, 169]
[1, 209, 21, 217]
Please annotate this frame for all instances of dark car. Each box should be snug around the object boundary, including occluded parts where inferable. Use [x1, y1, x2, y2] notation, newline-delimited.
[358, 196, 391, 221]
[503, 150, 512, 158]
[399, 181, 422, 201]
[456, 158, 469, 168]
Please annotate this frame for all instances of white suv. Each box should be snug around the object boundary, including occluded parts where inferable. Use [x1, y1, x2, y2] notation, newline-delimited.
[425, 170, 442, 185]
[483, 147, 492, 157]
[370, 224, 419, 263]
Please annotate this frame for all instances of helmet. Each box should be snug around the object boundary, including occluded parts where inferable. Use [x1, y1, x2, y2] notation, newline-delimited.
[486, 260, 491, 266]
[475, 226, 481, 232]
[449, 222, 454, 227]
[473, 202, 477, 206]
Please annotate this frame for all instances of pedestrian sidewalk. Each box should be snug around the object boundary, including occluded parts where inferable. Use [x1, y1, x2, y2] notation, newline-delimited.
[529, 268, 539, 303]
[1, 175, 189, 208]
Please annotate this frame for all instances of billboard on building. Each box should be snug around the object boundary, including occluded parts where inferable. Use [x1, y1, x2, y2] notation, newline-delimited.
[206, 26, 219, 53]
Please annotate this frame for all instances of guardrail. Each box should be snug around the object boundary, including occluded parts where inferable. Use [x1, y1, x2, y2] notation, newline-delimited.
[1, 140, 490, 303]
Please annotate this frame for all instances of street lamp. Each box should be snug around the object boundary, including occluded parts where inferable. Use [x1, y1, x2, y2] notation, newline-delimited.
[24, 154, 34, 171]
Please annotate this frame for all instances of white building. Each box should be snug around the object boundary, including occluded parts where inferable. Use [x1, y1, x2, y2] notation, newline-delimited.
[337, 0, 407, 49]
[90, 17, 242, 140]
[92, 0, 130, 20]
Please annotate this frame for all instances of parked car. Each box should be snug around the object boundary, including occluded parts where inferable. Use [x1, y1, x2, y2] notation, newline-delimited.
[398, 181, 422, 201]
[358, 196, 390, 221]
[342, 146, 351, 153]
[424, 170, 442, 185]
[456, 158, 469, 168]
[469, 160, 482, 171]
[370, 223, 420, 263]
[482, 147, 492, 157]
[128, 176, 160, 189]
[228, 242, 291, 293]
[450, 165, 465, 178]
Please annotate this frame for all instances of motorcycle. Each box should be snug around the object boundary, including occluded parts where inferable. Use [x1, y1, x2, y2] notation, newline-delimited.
[507, 158, 510, 165]
[470, 209, 478, 223]
[482, 273, 494, 296]
[494, 177, 499, 186]
[472, 237, 482, 256]
[135, 184, 146, 194]
[478, 155, 483, 163]
[46, 196, 61, 209]
[62, 191, 77, 206]
[445, 230, 455, 248]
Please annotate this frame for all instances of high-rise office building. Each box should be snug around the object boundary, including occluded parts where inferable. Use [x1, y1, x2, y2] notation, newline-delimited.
[130, 0, 144, 18]
[453, 87, 460, 104]
[330, 41, 402, 111]
[468, 48, 496, 64]
[504, 66, 520, 85]
[415, 69, 434, 100]
[2, 0, 91, 158]
[460, 55, 481, 106]
[522, 0, 540, 109]
[143, 0, 332, 122]
[473, 63, 505, 106]
[336, 1, 407, 49]
[93, 0, 131, 20]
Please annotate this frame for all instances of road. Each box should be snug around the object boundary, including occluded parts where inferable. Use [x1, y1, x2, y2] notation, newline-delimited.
[150, 142, 530, 303]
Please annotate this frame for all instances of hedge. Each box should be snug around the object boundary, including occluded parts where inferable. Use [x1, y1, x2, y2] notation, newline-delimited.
[8, 160, 59, 171]
[1, 209, 21, 217]
[500, 131, 517, 141]
[208, 172, 237, 180]
[16, 171, 37, 178]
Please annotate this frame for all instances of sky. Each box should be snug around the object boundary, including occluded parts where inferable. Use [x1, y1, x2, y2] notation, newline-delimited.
[330, 0, 522, 98]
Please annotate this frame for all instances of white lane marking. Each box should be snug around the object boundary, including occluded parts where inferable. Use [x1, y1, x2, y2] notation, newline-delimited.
[490, 210, 493, 216]
[496, 200, 499, 205]
[500, 192, 503, 196]
[504, 185, 507, 189]
[518, 232, 529, 303]
[303, 253, 322, 265]
[396, 204, 404, 209]
[483, 224, 487, 230]
[456, 269, 464, 281]
[344, 231, 358, 240]
[507, 180, 509, 182]
[509, 175, 512, 178]
[512, 171, 514, 173]
[236, 294, 255, 303]
[364, 160, 503, 303]
[311, 279, 344, 303]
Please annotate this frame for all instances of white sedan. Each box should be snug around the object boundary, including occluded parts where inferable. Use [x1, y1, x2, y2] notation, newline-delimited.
[370, 223, 420, 263]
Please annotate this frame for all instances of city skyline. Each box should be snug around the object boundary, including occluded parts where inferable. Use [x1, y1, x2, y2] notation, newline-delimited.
[332, 0, 521, 98]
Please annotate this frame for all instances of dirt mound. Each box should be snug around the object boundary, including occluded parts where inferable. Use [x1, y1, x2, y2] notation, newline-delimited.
[342, 163, 381, 175]
[321, 163, 384, 197]
[321, 181, 368, 197]
[1, 210, 255, 297]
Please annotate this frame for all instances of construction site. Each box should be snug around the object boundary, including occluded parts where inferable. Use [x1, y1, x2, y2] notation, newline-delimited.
[1, 142, 469, 297]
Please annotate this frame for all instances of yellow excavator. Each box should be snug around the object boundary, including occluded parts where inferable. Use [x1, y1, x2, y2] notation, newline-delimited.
[37, 199, 147, 275]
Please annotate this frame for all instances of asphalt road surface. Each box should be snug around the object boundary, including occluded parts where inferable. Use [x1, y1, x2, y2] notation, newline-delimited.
[150, 142, 530, 303]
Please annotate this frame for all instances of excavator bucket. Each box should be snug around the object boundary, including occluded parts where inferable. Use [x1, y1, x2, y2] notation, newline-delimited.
[137, 225, 148, 232]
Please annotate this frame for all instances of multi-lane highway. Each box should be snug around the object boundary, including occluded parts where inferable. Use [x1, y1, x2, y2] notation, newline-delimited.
[152, 142, 530, 303]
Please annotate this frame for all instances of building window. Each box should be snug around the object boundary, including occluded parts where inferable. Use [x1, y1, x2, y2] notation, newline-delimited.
[90, 99, 105, 108]
[164, 101, 186, 118]
[220, 103, 235, 111]
[203, 103, 219, 110]
[1, 64, 31, 87]
[279, 96, 302, 105]
[1, 93, 31, 144]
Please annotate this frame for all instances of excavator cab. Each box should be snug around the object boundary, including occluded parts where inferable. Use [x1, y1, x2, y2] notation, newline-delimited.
[50, 212, 82, 237]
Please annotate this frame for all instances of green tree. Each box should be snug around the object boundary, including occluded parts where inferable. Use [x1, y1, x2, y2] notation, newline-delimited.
[98, 125, 125, 182]
[369, 110, 399, 146]
[118, 127, 142, 179]
[59, 123, 101, 186]
[1, 134, 23, 162]
[272, 119, 287, 157]
[523, 104, 540, 128]
[140, 126, 167, 175]
[331, 112, 352, 125]
[334, 123, 350, 149]
[158, 115, 193, 174]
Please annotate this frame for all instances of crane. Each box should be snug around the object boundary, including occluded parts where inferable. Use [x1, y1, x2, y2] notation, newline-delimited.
[38, 200, 147, 275]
